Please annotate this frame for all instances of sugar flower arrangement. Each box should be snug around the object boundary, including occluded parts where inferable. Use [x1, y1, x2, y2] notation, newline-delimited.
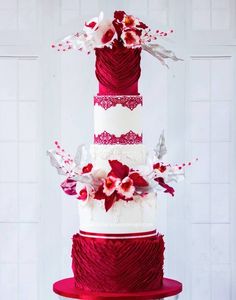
[51, 11, 181, 66]
[47, 134, 196, 212]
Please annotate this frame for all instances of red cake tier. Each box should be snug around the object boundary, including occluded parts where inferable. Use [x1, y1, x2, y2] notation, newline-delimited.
[71, 232, 164, 293]
[95, 45, 141, 95]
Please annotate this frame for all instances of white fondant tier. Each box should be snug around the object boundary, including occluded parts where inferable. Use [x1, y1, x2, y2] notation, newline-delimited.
[90, 144, 147, 170]
[94, 105, 142, 136]
[78, 192, 157, 234]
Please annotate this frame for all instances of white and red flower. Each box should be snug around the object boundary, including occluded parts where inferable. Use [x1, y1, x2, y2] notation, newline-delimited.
[77, 187, 88, 201]
[103, 176, 120, 196]
[84, 11, 104, 34]
[94, 160, 149, 211]
[121, 28, 141, 47]
[117, 177, 135, 199]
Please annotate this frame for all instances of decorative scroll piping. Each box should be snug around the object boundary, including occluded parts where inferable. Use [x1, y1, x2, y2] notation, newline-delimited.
[94, 130, 143, 145]
[94, 95, 143, 110]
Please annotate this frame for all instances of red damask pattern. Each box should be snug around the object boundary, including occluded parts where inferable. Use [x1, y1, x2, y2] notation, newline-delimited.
[94, 95, 143, 110]
[94, 130, 142, 145]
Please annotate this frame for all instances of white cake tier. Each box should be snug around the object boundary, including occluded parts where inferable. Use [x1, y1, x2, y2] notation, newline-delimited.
[78, 192, 157, 234]
[90, 144, 147, 170]
[94, 105, 142, 136]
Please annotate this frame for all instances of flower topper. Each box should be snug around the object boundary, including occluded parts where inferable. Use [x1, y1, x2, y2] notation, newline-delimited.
[51, 11, 182, 67]
[47, 140, 196, 212]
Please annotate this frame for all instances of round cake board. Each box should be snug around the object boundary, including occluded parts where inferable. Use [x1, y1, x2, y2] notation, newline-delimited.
[53, 277, 182, 299]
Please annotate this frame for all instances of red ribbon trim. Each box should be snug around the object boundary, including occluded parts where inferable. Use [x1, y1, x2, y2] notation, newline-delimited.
[79, 229, 157, 239]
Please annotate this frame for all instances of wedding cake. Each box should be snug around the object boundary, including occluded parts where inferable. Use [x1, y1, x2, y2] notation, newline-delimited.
[48, 11, 192, 296]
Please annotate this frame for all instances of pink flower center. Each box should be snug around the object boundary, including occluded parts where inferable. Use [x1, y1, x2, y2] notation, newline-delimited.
[105, 177, 116, 189]
[120, 178, 133, 191]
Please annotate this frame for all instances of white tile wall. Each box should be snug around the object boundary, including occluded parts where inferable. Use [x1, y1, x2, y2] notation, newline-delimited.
[211, 59, 233, 100]
[211, 102, 231, 141]
[0, 183, 18, 221]
[211, 142, 230, 183]
[0, 102, 18, 140]
[19, 142, 38, 182]
[19, 183, 40, 222]
[19, 60, 39, 101]
[19, 263, 38, 300]
[191, 0, 232, 31]
[19, 223, 38, 263]
[19, 102, 38, 141]
[187, 56, 233, 300]
[191, 265, 211, 300]
[0, 223, 18, 263]
[0, 142, 18, 181]
[211, 184, 230, 223]
[0, 264, 18, 300]
[211, 264, 231, 300]
[0, 59, 17, 100]
[190, 59, 210, 101]
[190, 184, 210, 223]
[191, 224, 211, 264]
[0, 56, 40, 299]
[190, 102, 210, 141]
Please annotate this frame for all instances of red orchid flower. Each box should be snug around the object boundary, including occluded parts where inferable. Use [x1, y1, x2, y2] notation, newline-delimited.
[94, 160, 149, 211]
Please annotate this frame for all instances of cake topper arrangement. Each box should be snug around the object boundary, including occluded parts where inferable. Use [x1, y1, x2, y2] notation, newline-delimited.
[51, 10, 182, 67]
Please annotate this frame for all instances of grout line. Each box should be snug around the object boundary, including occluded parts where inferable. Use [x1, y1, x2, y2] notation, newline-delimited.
[16, 52, 20, 300]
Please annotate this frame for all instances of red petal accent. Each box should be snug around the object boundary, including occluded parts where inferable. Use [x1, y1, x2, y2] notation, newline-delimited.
[114, 11, 126, 22]
[108, 160, 129, 179]
[101, 29, 115, 44]
[82, 163, 93, 174]
[77, 188, 87, 200]
[137, 21, 148, 29]
[155, 177, 175, 196]
[105, 193, 116, 212]
[94, 185, 106, 200]
[112, 21, 123, 39]
[61, 178, 77, 196]
[129, 172, 149, 187]
[85, 21, 97, 29]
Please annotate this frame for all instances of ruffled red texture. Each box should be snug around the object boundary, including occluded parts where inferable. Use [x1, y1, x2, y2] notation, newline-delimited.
[71, 233, 165, 293]
[95, 46, 141, 95]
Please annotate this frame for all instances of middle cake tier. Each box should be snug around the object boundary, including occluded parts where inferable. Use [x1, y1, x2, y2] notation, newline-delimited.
[92, 94, 146, 169]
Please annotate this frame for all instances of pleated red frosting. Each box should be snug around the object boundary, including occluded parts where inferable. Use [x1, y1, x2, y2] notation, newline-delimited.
[95, 45, 141, 95]
[72, 233, 164, 293]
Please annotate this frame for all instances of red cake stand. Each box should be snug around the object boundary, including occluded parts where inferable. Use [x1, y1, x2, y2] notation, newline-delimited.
[53, 277, 182, 300]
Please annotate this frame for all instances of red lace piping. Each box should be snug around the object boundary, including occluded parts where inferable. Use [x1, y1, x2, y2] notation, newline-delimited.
[94, 95, 143, 110]
[94, 130, 143, 145]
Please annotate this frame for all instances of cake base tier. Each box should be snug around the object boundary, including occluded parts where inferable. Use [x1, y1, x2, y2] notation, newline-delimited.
[72, 233, 164, 293]
[53, 277, 182, 299]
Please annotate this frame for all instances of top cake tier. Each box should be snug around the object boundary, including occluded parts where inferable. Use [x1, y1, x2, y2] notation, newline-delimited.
[95, 45, 141, 95]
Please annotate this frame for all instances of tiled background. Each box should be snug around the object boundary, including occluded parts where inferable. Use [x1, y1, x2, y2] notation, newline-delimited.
[0, 0, 235, 300]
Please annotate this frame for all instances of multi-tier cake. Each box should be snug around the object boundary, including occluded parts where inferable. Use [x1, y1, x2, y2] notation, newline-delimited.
[48, 10, 191, 297]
